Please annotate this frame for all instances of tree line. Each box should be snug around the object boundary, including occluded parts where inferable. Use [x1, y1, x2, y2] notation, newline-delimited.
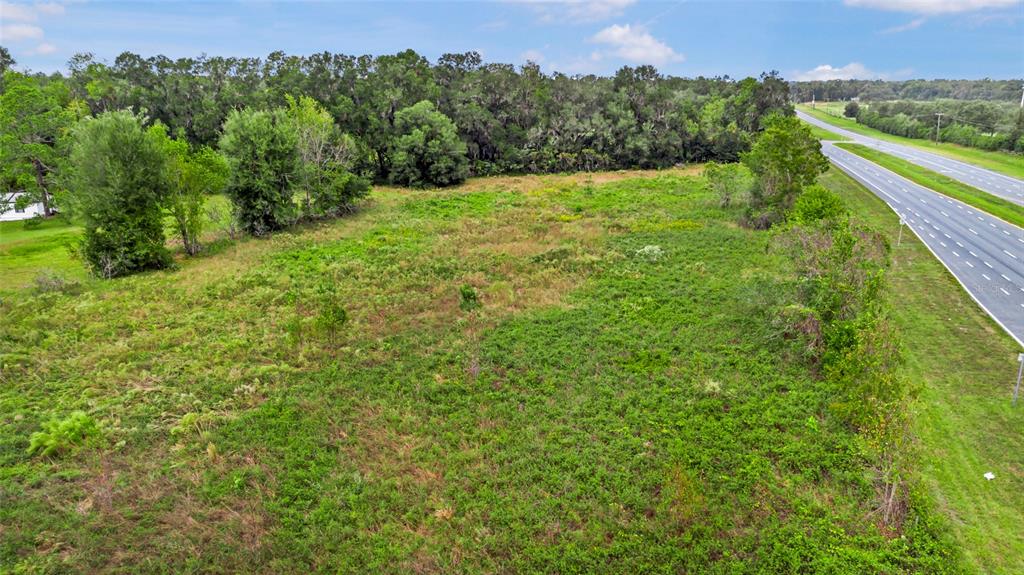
[0, 46, 794, 278]
[791, 78, 1023, 103]
[842, 99, 1024, 152]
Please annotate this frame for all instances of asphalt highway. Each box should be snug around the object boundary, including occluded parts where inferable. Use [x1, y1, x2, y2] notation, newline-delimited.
[797, 109, 1024, 206]
[821, 141, 1024, 347]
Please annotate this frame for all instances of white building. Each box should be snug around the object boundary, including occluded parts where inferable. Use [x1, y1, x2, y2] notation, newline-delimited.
[1, 193, 47, 222]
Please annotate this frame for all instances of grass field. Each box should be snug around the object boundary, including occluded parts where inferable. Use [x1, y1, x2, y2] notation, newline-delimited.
[0, 217, 84, 291]
[798, 105, 1024, 180]
[820, 168, 1024, 574]
[0, 169, 993, 572]
[0, 195, 233, 295]
[835, 143, 1024, 229]
[804, 101, 849, 117]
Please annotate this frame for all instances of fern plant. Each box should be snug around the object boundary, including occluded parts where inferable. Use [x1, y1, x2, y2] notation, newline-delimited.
[27, 411, 100, 457]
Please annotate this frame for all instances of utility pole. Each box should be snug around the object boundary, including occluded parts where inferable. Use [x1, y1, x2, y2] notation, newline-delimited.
[1019, 84, 1023, 108]
[897, 214, 905, 246]
[935, 113, 945, 142]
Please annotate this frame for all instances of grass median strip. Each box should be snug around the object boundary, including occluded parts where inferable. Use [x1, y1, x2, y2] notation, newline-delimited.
[799, 105, 1024, 180]
[835, 142, 1024, 229]
[805, 123, 847, 142]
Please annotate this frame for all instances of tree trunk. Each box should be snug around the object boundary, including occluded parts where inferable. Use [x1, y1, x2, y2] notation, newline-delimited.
[31, 158, 52, 217]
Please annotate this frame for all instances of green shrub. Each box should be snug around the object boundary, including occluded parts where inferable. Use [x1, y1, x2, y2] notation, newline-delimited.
[27, 411, 100, 457]
[151, 125, 229, 255]
[22, 215, 43, 230]
[459, 284, 480, 311]
[790, 184, 847, 225]
[703, 161, 753, 207]
[315, 298, 348, 342]
[68, 110, 172, 277]
[309, 168, 370, 218]
[742, 114, 829, 216]
[286, 94, 371, 218]
[219, 108, 299, 236]
[390, 101, 469, 188]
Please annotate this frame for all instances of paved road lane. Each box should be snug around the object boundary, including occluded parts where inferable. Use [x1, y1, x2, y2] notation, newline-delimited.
[822, 141, 1024, 347]
[798, 109, 1024, 206]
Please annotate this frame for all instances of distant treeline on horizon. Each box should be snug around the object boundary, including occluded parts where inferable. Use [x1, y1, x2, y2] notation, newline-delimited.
[790, 79, 1023, 103]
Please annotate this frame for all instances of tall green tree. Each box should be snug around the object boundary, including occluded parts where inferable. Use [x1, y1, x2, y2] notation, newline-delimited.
[219, 108, 299, 235]
[742, 114, 829, 213]
[69, 111, 172, 277]
[389, 101, 469, 187]
[0, 72, 74, 217]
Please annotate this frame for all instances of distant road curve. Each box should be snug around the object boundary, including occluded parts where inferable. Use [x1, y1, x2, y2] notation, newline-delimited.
[822, 141, 1024, 348]
[798, 109, 1024, 207]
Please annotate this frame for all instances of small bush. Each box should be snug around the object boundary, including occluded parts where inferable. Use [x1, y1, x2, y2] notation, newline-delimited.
[316, 298, 348, 342]
[790, 184, 847, 225]
[459, 284, 480, 311]
[311, 281, 349, 343]
[32, 270, 80, 295]
[308, 169, 370, 218]
[703, 162, 753, 207]
[22, 215, 43, 230]
[27, 411, 100, 457]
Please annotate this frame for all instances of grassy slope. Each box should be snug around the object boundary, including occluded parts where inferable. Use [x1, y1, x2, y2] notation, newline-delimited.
[798, 105, 1024, 180]
[834, 143, 1024, 229]
[1, 169, 960, 573]
[820, 167, 1024, 575]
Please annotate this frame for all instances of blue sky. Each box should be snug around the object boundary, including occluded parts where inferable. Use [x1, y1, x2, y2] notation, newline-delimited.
[1, 0, 1022, 79]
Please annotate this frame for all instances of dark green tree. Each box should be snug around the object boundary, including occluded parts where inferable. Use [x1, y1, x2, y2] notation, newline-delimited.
[742, 114, 829, 215]
[390, 101, 469, 187]
[68, 111, 172, 277]
[219, 108, 299, 235]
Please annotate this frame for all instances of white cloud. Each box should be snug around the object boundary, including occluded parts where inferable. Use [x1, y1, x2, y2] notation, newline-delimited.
[881, 16, 927, 31]
[793, 62, 908, 81]
[0, 23, 43, 41]
[0, 1, 37, 21]
[510, 0, 637, 23]
[845, 0, 1020, 14]
[0, 1, 66, 59]
[30, 41, 56, 54]
[590, 23, 683, 65]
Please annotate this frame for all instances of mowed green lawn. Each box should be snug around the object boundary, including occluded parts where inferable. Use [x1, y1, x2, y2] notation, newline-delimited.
[820, 167, 1024, 575]
[0, 217, 84, 291]
[0, 169, 975, 573]
[798, 104, 1024, 180]
[0, 195, 234, 294]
